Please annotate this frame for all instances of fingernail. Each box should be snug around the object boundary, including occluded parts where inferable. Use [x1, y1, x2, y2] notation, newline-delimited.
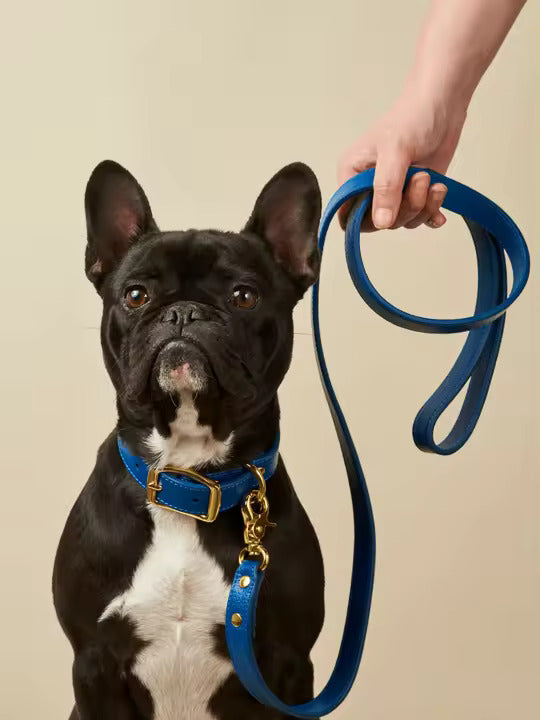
[374, 208, 392, 228]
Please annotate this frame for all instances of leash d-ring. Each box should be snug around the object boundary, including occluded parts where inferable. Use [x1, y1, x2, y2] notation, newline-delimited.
[225, 167, 530, 717]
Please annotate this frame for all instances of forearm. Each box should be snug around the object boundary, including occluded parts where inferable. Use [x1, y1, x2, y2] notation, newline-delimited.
[404, 0, 527, 110]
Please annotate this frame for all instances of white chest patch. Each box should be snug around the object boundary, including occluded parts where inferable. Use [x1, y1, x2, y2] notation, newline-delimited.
[101, 393, 234, 720]
[146, 390, 232, 470]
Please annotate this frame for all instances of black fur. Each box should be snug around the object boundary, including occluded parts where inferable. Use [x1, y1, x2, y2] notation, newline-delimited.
[53, 160, 325, 719]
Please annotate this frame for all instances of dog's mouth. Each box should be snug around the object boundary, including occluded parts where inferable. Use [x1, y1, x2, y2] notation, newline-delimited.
[155, 339, 210, 395]
[152, 337, 257, 401]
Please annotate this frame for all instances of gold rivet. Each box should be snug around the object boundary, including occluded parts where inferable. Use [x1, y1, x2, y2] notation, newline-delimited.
[231, 613, 243, 627]
[239, 576, 251, 588]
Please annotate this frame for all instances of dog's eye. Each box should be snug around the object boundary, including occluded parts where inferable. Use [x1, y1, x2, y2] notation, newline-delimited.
[229, 285, 259, 310]
[124, 286, 150, 309]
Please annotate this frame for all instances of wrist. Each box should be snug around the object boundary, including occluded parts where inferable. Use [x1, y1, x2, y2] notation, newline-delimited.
[399, 73, 469, 135]
[405, 64, 471, 112]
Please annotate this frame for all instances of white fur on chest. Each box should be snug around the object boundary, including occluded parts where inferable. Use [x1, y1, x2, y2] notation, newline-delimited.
[101, 392, 234, 720]
[102, 508, 232, 720]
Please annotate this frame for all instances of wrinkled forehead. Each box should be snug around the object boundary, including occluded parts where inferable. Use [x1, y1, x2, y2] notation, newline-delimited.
[115, 229, 275, 286]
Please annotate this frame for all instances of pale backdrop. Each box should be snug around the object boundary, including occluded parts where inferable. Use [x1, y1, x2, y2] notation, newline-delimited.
[0, 2, 538, 719]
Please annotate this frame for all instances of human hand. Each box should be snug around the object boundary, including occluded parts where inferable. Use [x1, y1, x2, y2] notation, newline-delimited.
[337, 94, 467, 231]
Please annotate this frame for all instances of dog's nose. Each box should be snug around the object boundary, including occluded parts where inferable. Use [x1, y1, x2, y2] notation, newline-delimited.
[161, 303, 207, 328]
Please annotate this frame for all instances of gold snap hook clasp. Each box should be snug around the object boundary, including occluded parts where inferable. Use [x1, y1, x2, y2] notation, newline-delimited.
[238, 465, 276, 572]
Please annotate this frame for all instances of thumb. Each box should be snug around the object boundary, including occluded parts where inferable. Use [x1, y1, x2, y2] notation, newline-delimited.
[371, 144, 410, 229]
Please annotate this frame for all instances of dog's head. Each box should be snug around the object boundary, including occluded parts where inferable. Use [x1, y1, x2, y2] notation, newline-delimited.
[85, 160, 321, 455]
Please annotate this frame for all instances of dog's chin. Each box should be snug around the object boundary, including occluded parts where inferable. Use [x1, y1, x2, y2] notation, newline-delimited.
[155, 340, 210, 396]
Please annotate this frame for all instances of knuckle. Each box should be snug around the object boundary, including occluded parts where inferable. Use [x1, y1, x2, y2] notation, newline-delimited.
[373, 181, 399, 196]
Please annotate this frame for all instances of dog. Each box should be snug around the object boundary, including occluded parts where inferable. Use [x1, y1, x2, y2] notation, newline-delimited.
[53, 160, 325, 720]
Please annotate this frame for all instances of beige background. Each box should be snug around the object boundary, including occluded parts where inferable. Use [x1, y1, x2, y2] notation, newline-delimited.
[0, 1, 538, 718]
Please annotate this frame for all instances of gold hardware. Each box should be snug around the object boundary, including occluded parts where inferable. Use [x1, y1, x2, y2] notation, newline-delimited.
[146, 466, 222, 522]
[244, 464, 266, 500]
[231, 612, 243, 627]
[241, 494, 276, 545]
[146, 470, 163, 504]
[238, 466, 276, 572]
[239, 545, 270, 570]
[239, 576, 251, 588]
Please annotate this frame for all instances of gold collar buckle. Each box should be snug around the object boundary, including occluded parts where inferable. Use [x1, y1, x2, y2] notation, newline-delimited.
[146, 466, 222, 522]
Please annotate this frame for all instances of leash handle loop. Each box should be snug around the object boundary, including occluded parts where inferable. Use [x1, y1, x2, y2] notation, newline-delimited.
[225, 168, 529, 716]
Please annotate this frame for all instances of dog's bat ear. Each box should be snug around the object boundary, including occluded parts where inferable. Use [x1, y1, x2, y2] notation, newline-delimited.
[244, 162, 321, 296]
[84, 160, 158, 291]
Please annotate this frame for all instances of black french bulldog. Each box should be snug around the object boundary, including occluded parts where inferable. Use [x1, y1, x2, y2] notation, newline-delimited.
[53, 160, 325, 720]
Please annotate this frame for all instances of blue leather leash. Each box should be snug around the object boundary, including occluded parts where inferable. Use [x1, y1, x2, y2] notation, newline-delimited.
[225, 167, 530, 717]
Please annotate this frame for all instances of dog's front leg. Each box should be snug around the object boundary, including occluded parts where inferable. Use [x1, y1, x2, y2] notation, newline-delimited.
[71, 643, 141, 720]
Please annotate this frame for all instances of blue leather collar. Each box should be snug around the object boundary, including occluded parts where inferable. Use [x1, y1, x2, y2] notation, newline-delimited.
[224, 168, 530, 717]
[117, 435, 280, 520]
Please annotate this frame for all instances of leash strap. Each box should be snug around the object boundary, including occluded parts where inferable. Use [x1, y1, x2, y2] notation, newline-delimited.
[227, 167, 529, 717]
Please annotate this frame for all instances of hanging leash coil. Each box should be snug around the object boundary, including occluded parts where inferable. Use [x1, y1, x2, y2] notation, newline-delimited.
[227, 167, 529, 717]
